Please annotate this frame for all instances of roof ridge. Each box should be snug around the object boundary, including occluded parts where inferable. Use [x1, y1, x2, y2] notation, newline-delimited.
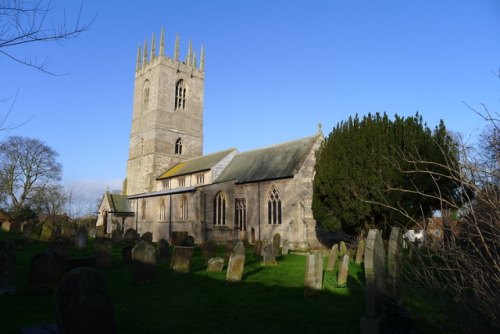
[237, 133, 319, 155]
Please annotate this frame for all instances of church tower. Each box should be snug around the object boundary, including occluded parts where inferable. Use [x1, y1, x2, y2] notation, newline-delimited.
[126, 28, 205, 195]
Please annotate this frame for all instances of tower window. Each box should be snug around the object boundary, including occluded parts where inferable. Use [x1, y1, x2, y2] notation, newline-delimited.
[267, 186, 282, 225]
[175, 79, 186, 110]
[214, 192, 226, 226]
[175, 138, 183, 154]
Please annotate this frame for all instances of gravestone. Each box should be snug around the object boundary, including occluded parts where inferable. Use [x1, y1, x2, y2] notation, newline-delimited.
[22, 223, 33, 239]
[28, 250, 65, 292]
[272, 233, 281, 255]
[157, 239, 170, 262]
[388, 227, 403, 300]
[140, 231, 153, 244]
[96, 225, 105, 238]
[226, 247, 245, 283]
[132, 240, 157, 283]
[0, 250, 16, 295]
[171, 231, 188, 246]
[54, 268, 116, 334]
[207, 258, 224, 272]
[224, 241, 235, 263]
[261, 240, 277, 265]
[122, 245, 134, 264]
[93, 238, 112, 269]
[304, 252, 324, 297]
[112, 229, 123, 244]
[326, 244, 339, 271]
[88, 228, 96, 238]
[337, 254, 349, 287]
[171, 246, 194, 273]
[1, 221, 11, 232]
[39, 221, 55, 241]
[339, 241, 348, 257]
[360, 229, 386, 333]
[124, 228, 137, 244]
[202, 240, 217, 264]
[282, 240, 290, 255]
[29, 224, 42, 240]
[355, 238, 366, 264]
[75, 227, 88, 250]
[253, 240, 262, 257]
[181, 235, 195, 247]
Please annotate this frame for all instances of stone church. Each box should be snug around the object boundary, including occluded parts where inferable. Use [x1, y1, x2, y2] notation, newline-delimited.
[97, 28, 324, 249]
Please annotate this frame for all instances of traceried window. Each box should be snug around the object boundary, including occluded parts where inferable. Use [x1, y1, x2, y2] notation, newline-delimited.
[181, 196, 188, 220]
[159, 198, 166, 220]
[174, 79, 186, 110]
[235, 199, 247, 231]
[214, 192, 226, 226]
[178, 177, 185, 188]
[196, 173, 204, 184]
[267, 186, 282, 225]
[141, 199, 147, 220]
[175, 138, 183, 155]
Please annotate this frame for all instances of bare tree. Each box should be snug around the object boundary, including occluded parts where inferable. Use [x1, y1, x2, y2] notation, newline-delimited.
[31, 183, 66, 215]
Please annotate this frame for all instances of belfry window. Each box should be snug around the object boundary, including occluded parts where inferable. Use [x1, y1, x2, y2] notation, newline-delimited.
[175, 79, 186, 110]
[175, 138, 182, 154]
[235, 199, 247, 231]
[267, 186, 282, 225]
[214, 192, 226, 226]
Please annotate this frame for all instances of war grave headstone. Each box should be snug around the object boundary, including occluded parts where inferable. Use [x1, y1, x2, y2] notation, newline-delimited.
[171, 246, 194, 273]
[158, 239, 170, 262]
[207, 258, 224, 272]
[140, 231, 153, 244]
[93, 238, 113, 269]
[337, 254, 350, 287]
[170, 231, 188, 246]
[124, 228, 137, 244]
[388, 227, 403, 300]
[0, 250, 16, 295]
[355, 238, 366, 264]
[132, 240, 157, 284]
[224, 241, 235, 263]
[253, 240, 262, 257]
[261, 240, 277, 265]
[1, 220, 11, 232]
[304, 252, 324, 297]
[202, 240, 217, 264]
[181, 235, 195, 247]
[111, 229, 123, 244]
[226, 241, 245, 282]
[272, 233, 281, 255]
[282, 240, 290, 255]
[75, 227, 88, 250]
[28, 250, 65, 292]
[54, 268, 116, 334]
[326, 244, 339, 271]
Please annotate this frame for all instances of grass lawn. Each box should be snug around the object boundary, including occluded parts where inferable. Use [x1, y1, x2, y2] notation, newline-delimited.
[0, 232, 366, 334]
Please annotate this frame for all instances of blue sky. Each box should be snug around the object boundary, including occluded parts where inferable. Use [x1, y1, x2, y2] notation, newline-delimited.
[2, 0, 500, 208]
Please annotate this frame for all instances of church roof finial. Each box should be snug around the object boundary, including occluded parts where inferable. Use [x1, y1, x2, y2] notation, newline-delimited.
[186, 40, 192, 65]
[193, 51, 197, 68]
[143, 40, 148, 66]
[159, 27, 165, 57]
[150, 32, 156, 61]
[136, 45, 142, 71]
[174, 33, 180, 61]
[200, 45, 205, 71]
[317, 122, 323, 134]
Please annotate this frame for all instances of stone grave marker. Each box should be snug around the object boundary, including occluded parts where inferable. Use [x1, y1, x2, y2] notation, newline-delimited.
[388, 226, 403, 300]
[326, 244, 339, 271]
[1, 220, 11, 232]
[202, 240, 217, 263]
[122, 245, 134, 264]
[93, 238, 112, 269]
[272, 233, 281, 255]
[22, 223, 33, 239]
[96, 225, 105, 238]
[39, 221, 55, 241]
[181, 235, 195, 247]
[171, 246, 194, 273]
[226, 247, 245, 283]
[124, 228, 137, 244]
[132, 240, 157, 284]
[140, 231, 153, 244]
[111, 229, 123, 244]
[355, 238, 366, 264]
[171, 231, 188, 246]
[234, 240, 245, 256]
[0, 250, 16, 295]
[261, 240, 277, 265]
[207, 258, 224, 272]
[253, 240, 262, 257]
[282, 240, 290, 255]
[28, 250, 65, 292]
[337, 254, 349, 287]
[339, 241, 348, 256]
[54, 267, 116, 334]
[75, 227, 88, 250]
[224, 241, 235, 263]
[304, 252, 324, 297]
[158, 239, 170, 262]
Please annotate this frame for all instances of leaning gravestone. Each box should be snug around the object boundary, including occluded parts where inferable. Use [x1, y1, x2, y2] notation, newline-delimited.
[360, 229, 386, 333]
[337, 254, 350, 287]
[304, 252, 324, 297]
[355, 238, 366, 264]
[226, 243, 245, 283]
[93, 238, 112, 269]
[54, 267, 116, 334]
[0, 250, 16, 295]
[339, 241, 348, 257]
[261, 240, 277, 265]
[111, 229, 123, 244]
[124, 228, 137, 244]
[207, 257, 224, 272]
[282, 240, 290, 255]
[253, 240, 262, 257]
[158, 239, 170, 262]
[140, 231, 153, 244]
[202, 240, 217, 264]
[131, 240, 157, 284]
[75, 227, 88, 250]
[326, 244, 339, 271]
[171, 246, 194, 273]
[1, 221, 11, 232]
[28, 250, 65, 292]
[272, 233, 281, 255]
[387, 227, 403, 300]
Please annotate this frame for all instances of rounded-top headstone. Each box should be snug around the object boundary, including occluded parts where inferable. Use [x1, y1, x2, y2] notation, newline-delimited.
[124, 228, 137, 243]
[181, 235, 195, 247]
[132, 240, 156, 265]
[140, 231, 153, 244]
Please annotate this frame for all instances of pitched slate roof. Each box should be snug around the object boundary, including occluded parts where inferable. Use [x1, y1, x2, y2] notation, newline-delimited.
[215, 135, 320, 184]
[106, 192, 134, 216]
[157, 148, 237, 180]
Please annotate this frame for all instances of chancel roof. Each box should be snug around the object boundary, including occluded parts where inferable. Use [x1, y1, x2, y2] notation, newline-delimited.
[215, 134, 320, 184]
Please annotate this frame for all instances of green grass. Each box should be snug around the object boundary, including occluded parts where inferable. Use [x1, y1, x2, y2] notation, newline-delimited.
[1, 232, 366, 334]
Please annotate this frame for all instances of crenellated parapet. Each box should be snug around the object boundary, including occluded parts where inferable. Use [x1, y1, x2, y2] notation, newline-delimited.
[135, 27, 205, 75]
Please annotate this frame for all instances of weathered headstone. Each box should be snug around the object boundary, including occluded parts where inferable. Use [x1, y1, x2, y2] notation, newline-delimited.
[337, 254, 350, 287]
[207, 257, 224, 272]
[124, 228, 137, 243]
[355, 238, 366, 264]
[388, 227, 403, 300]
[28, 250, 65, 292]
[272, 233, 281, 255]
[54, 268, 116, 334]
[226, 247, 245, 283]
[326, 244, 339, 271]
[202, 240, 217, 263]
[39, 221, 55, 241]
[140, 231, 153, 244]
[122, 245, 134, 264]
[132, 240, 157, 283]
[157, 239, 170, 262]
[181, 235, 195, 247]
[282, 240, 290, 255]
[111, 229, 123, 244]
[261, 240, 277, 265]
[224, 241, 235, 263]
[1, 221, 11, 232]
[304, 252, 324, 297]
[93, 238, 112, 269]
[170, 231, 188, 246]
[75, 227, 88, 250]
[171, 246, 194, 273]
[96, 225, 105, 238]
[0, 250, 16, 295]
[339, 241, 348, 257]
[253, 240, 262, 257]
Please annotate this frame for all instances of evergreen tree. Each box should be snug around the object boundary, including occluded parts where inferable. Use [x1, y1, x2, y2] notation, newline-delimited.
[313, 113, 458, 234]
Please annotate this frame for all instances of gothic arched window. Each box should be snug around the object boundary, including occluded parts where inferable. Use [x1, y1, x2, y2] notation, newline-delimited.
[175, 138, 182, 155]
[159, 198, 166, 220]
[268, 186, 282, 225]
[214, 192, 226, 226]
[174, 79, 186, 110]
[235, 199, 246, 231]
